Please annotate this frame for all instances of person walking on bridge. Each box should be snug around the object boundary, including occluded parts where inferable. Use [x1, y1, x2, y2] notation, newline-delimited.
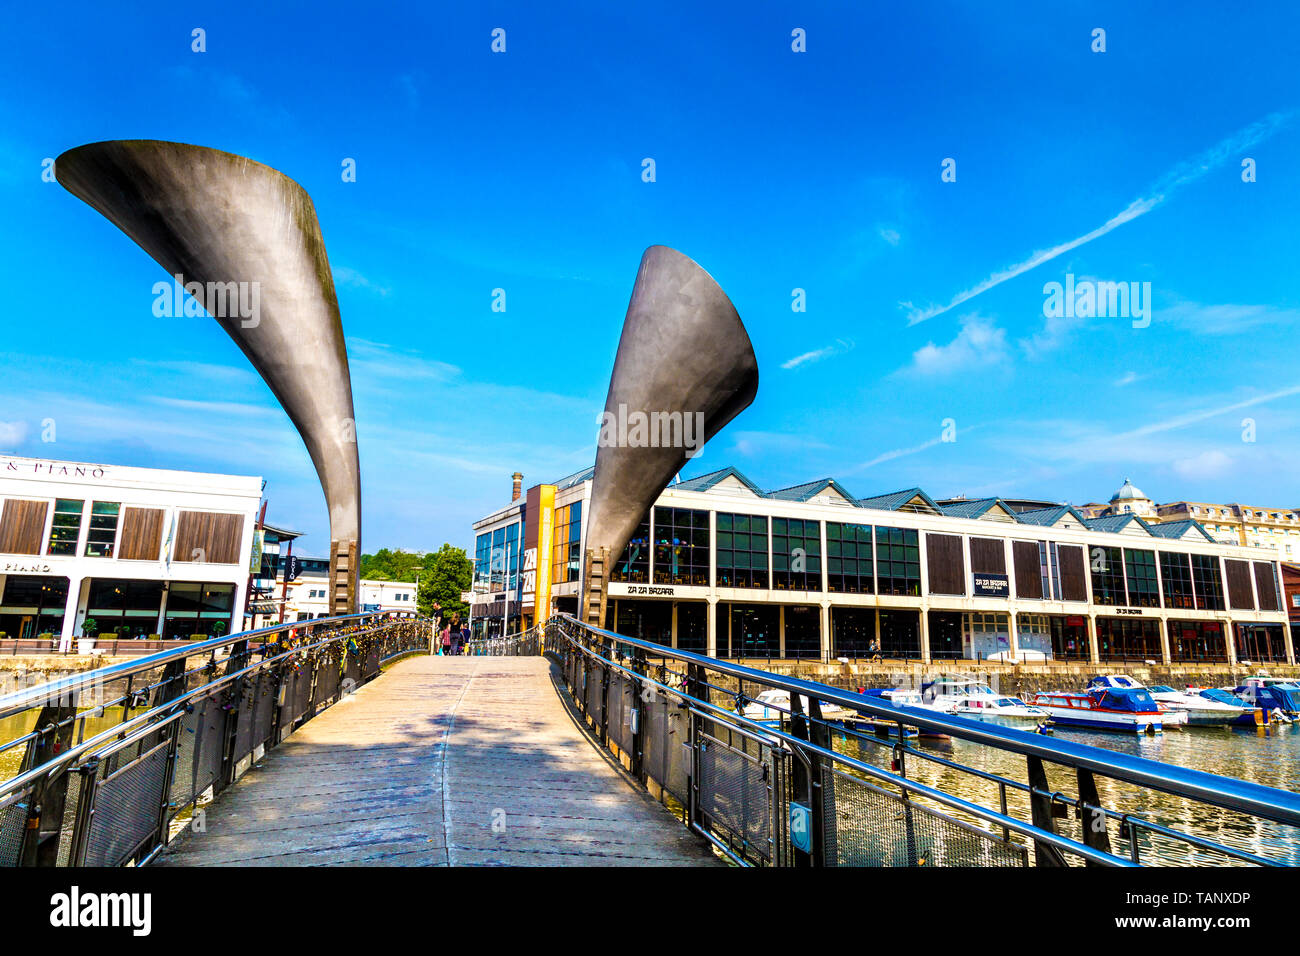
[440, 624, 452, 656]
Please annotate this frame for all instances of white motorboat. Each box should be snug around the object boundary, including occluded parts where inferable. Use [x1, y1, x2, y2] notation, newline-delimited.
[738, 689, 856, 726]
[1030, 684, 1165, 734]
[921, 676, 1046, 719]
[1144, 684, 1253, 727]
[1087, 675, 1189, 726]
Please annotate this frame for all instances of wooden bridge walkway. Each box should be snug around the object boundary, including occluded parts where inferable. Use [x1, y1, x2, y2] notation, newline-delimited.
[156, 656, 718, 866]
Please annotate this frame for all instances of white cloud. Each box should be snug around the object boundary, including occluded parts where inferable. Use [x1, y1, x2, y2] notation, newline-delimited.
[903, 112, 1293, 326]
[1159, 300, 1300, 335]
[333, 266, 392, 297]
[878, 226, 900, 246]
[1173, 449, 1233, 479]
[781, 338, 855, 370]
[1115, 371, 1143, 387]
[908, 314, 1008, 375]
[0, 421, 27, 447]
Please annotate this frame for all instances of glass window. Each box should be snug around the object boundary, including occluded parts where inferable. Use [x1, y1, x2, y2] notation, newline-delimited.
[46, 499, 84, 556]
[826, 522, 874, 594]
[1159, 552, 1195, 609]
[1089, 546, 1126, 606]
[1191, 554, 1225, 611]
[652, 507, 709, 586]
[550, 502, 583, 585]
[491, 526, 506, 590]
[505, 523, 520, 592]
[875, 526, 920, 596]
[1037, 541, 1063, 600]
[611, 510, 651, 583]
[772, 517, 821, 590]
[1123, 549, 1160, 607]
[474, 533, 491, 590]
[84, 501, 120, 558]
[715, 513, 768, 588]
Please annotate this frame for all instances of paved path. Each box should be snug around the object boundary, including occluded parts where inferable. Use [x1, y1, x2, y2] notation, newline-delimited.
[156, 656, 718, 866]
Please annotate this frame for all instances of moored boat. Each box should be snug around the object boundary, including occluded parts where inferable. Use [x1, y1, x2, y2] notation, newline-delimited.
[1030, 684, 1164, 734]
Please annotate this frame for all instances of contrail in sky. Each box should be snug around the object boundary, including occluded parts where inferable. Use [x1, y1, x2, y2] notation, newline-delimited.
[903, 111, 1294, 326]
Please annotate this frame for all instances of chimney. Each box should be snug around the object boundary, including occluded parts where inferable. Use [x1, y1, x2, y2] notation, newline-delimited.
[511, 472, 523, 502]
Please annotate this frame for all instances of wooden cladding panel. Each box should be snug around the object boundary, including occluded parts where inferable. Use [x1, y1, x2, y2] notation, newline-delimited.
[1012, 541, 1043, 600]
[118, 507, 164, 561]
[0, 499, 49, 555]
[1057, 544, 1088, 603]
[1224, 559, 1255, 610]
[173, 511, 244, 564]
[925, 533, 965, 595]
[1253, 561, 1281, 611]
[969, 537, 1006, 575]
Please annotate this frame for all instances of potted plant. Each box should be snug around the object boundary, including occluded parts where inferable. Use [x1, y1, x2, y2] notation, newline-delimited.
[78, 617, 98, 655]
[212, 621, 228, 639]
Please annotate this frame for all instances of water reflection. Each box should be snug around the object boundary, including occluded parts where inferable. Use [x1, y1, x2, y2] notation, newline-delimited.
[834, 720, 1300, 865]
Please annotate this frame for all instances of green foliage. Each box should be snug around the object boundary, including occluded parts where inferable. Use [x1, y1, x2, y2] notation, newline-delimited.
[81, 617, 98, 638]
[417, 543, 472, 622]
[359, 548, 428, 583]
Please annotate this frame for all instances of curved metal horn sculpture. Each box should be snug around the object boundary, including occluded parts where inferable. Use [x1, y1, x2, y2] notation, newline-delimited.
[56, 140, 361, 613]
[583, 245, 758, 625]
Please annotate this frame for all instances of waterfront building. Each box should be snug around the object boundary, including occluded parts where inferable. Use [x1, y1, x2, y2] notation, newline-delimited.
[1154, 498, 1300, 561]
[0, 455, 261, 644]
[279, 559, 417, 620]
[469, 467, 1293, 665]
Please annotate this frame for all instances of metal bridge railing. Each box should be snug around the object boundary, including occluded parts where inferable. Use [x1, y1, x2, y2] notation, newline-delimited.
[0, 612, 434, 867]
[545, 613, 1300, 868]
[464, 632, 542, 657]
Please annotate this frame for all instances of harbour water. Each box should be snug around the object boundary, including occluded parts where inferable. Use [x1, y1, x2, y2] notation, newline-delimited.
[835, 719, 1300, 865]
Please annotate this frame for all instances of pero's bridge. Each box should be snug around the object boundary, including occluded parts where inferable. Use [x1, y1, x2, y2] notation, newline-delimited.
[2, 614, 1299, 867]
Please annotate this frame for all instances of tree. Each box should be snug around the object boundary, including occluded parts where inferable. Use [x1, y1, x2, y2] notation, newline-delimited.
[360, 548, 427, 583]
[418, 543, 472, 622]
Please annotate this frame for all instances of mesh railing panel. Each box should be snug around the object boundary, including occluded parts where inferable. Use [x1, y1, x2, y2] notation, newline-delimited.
[821, 766, 1028, 867]
[641, 693, 689, 801]
[83, 740, 171, 867]
[608, 671, 632, 754]
[169, 693, 227, 810]
[55, 773, 82, 867]
[698, 732, 774, 862]
[0, 793, 27, 866]
[586, 663, 605, 728]
[315, 650, 341, 707]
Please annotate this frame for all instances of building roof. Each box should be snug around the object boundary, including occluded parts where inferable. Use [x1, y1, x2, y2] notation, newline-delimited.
[856, 488, 943, 514]
[1015, 504, 1092, 527]
[1084, 513, 1155, 535]
[674, 466, 765, 496]
[937, 497, 1001, 519]
[552, 466, 595, 490]
[766, 477, 857, 503]
[1109, 478, 1148, 503]
[260, 522, 303, 540]
[1147, 519, 1216, 542]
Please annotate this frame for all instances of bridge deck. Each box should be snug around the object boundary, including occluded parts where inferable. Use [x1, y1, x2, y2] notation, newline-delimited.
[156, 656, 718, 866]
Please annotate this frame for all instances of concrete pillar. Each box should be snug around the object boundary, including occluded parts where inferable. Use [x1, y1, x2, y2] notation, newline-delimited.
[1088, 614, 1101, 664]
[1225, 618, 1238, 665]
[706, 596, 718, 657]
[59, 576, 82, 652]
[819, 601, 831, 662]
[670, 601, 678, 650]
[919, 606, 931, 663]
[1007, 610, 1019, 659]
[1157, 615, 1171, 664]
[778, 604, 786, 659]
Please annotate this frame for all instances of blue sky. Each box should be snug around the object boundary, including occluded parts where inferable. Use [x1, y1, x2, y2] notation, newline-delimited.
[2, 2, 1299, 557]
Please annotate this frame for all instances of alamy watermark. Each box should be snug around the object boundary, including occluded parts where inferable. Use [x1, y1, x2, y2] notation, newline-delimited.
[1043, 274, 1151, 328]
[152, 274, 261, 328]
[597, 404, 705, 457]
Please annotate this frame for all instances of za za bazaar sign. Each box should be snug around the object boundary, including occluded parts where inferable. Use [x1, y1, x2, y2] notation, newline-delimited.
[4, 460, 107, 480]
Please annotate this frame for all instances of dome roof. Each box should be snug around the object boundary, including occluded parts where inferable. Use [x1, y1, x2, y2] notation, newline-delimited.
[1109, 478, 1147, 503]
